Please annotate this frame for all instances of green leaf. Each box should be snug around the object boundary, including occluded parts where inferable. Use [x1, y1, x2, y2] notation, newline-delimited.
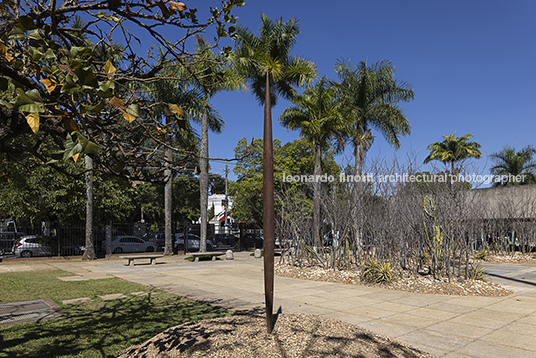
[19, 103, 44, 113]
[43, 48, 57, 60]
[70, 47, 92, 57]
[63, 133, 84, 161]
[25, 89, 43, 103]
[82, 100, 106, 113]
[28, 29, 42, 41]
[15, 88, 36, 105]
[17, 16, 37, 31]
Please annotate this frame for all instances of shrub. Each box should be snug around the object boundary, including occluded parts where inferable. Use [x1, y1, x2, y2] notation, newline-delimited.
[361, 258, 393, 284]
[468, 263, 487, 281]
[418, 252, 430, 267]
[475, 249, 488, 261]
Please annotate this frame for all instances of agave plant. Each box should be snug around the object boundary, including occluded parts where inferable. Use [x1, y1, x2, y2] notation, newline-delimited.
[361, 258, 393, 284]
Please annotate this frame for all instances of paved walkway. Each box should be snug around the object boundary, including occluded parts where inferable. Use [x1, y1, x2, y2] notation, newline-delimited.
[2, 253, 536, 357]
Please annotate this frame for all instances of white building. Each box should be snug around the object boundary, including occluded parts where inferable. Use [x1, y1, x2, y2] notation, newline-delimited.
[207, 194, 234, 233]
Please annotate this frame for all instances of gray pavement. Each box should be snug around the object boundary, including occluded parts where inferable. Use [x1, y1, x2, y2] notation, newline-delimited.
[1, 253, 536, 357]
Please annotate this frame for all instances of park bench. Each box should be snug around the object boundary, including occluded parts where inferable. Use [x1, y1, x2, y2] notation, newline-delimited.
[120, 254, 164, 266]
[188, 252, 225, 262]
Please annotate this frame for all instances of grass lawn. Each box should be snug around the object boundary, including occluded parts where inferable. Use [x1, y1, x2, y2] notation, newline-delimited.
[0, 269, 232, 358]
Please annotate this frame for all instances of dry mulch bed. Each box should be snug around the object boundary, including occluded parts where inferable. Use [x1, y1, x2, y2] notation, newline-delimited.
[274, 263, 512, 297]
[472, 252, 536, 264]
[118, 313, 434, 358]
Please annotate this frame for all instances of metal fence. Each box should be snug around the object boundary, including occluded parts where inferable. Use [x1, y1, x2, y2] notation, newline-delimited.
[1, 221, 264, 257]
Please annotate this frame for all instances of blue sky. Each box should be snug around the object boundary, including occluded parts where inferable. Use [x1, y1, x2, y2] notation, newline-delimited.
[192, 0, 536, 184]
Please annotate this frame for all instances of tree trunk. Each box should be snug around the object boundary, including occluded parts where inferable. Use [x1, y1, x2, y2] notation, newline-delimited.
[199, 105, 209, 253]
[164, 143, 173, 255]
[83, 155, 96, 260]
[353, 141, 366, 258]
[263, 71, 275, 334]
[313, 143, 322, 248]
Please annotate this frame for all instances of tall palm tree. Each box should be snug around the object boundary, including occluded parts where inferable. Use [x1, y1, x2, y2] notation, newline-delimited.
[334, 59, 414, 179]
[490, 146, 536, 186]
[424, 131, 482, 174]
[183, 42, 244, 252]
[232, 14, 317, 333]
[279, 77, 343, 248]
[146, 67, 223, 255]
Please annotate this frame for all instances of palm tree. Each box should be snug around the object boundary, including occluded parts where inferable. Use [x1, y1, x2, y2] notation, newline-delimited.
[424, 131, 482, 174]
[146, 67, 223, 255]
[334, 59, 414, 179]
[183, 42, 243, 252]
[232, 14, 317, 333]
[489, 146, 536, 186]
[279, 77, 343, 248]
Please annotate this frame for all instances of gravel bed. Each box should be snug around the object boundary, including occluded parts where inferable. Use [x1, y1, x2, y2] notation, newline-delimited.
[275, 263, 512, 297]
[117, 313, 434, 358]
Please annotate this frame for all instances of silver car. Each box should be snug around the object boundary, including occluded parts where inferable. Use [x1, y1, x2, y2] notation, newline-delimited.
[12, 235, 53, 258]
[111, 235, 155, 254]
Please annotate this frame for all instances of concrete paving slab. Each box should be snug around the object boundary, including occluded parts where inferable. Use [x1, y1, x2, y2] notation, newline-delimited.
[97, 293, 128, 300]
[130, 291, 158, 297]
[457, 340, 535, 358]
[448, 309, 524, 330]
[62, 297, 92, 304]
[382, 312, 442, 329]
[425, 320, 494, 339]
[480, 330, 536, 351]
[57, 275, 90, 281]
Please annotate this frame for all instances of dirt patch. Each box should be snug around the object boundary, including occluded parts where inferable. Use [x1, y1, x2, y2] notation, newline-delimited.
[117, 313, 434, 358]
[275, 263, 512, 297]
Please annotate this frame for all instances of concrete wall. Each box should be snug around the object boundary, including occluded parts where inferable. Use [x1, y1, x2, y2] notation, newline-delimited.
[465, 184, 536, 219]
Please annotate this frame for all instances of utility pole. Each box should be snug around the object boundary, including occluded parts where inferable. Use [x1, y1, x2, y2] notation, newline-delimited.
[224, 165, 229, 234]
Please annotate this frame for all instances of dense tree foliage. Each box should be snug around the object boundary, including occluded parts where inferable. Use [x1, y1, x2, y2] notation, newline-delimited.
[424, 131, 482, 174]
[489, 145, 536, 186]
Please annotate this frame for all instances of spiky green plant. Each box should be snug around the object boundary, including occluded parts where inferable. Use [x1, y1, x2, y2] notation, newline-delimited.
[475, 249, 488, 261]
[468, 264, 487, 281]
[361, 258, 393, 284]
[418, 252, 430, 268]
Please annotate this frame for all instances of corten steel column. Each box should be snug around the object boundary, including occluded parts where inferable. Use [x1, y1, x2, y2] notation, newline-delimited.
[263, 71, 275, 334]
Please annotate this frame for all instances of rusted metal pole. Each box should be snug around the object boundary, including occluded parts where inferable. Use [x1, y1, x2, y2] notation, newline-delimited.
[263, 71, 275, 334]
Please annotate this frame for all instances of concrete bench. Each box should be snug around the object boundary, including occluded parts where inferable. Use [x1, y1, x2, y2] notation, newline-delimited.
[120, 254, 164, 266]
[188, 252, 225, 262]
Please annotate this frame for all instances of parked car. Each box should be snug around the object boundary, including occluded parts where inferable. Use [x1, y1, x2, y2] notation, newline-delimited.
[111, 235, 155, 254]
[143, 231, 166, 251]
[174, 233, 213, 253]
[0, 231, 26, 255]
[209, 233, 239, 248]
[242, 232, 263, 249]
[12, 235, 53, 258]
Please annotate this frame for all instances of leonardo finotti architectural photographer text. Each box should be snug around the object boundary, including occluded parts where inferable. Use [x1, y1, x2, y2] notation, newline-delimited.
[282, 172, 527, 185]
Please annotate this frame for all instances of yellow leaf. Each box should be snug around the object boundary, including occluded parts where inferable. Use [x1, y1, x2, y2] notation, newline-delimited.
[108, 96, 125, 110]
[168, 103, 184, 116]
[121, 109, 136, 123]
[168, 1, 186, 11]
[0, 42, 7, 57]
[195, 35, 204, 45]
[40, 78, 58, 93]
[30, 65, 41, 81]
[72, 153, 79, 162]
[103, 60, 117, 79]
[63, 118, 78, 131]
[26, 113, 39, 133]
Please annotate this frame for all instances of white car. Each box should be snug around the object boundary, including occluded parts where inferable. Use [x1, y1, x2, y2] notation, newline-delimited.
[111, 235, 155, 254]
[12, 235, 53, 258]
